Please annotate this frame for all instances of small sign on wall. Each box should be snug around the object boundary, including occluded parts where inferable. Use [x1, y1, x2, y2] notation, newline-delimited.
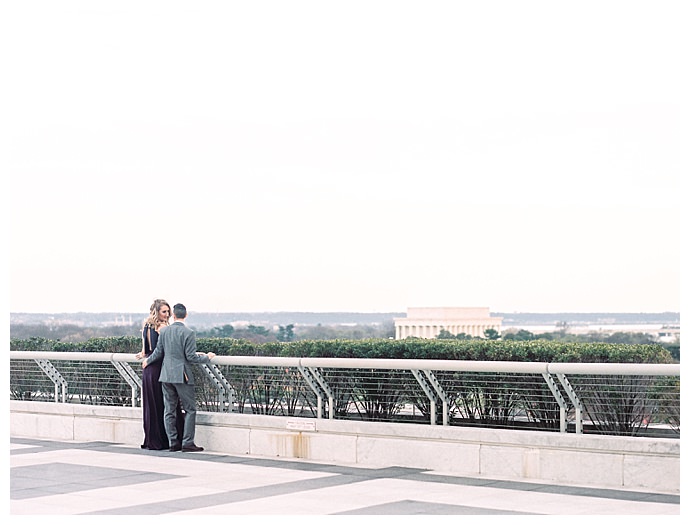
[286, 419, 316, 431]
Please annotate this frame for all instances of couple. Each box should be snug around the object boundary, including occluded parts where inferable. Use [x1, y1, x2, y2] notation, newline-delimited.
[138, 301, 216, 452]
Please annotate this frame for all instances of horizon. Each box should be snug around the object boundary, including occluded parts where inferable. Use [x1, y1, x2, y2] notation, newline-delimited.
[10, 309, 680, 316]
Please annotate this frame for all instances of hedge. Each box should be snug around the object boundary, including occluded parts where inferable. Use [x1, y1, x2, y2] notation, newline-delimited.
[10, 336, 674, 363]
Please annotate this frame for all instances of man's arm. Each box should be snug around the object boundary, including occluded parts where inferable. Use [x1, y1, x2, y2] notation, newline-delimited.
[184, 332, 215, 363]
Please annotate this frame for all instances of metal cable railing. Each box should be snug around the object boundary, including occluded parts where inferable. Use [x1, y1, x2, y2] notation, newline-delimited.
[9, 351, 680, 438]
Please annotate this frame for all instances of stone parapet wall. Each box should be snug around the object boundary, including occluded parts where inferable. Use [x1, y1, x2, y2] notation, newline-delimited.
[10, 400, 679, 494]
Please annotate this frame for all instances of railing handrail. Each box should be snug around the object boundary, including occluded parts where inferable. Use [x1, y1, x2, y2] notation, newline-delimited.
[546, 362, 680, 376]
[9, 351, 680, 376]
[10, 351, 141, 362]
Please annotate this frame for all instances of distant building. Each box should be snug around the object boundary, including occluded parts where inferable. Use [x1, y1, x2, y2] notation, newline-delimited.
[394, 307, 502, 340]
[656, 325, 680, 343]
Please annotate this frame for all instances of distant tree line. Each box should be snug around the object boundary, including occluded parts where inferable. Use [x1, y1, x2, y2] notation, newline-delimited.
[10, 323, 142, 342]
[195, 324, 297, 343]
[9, 321, 396, 344]
[435, 327, 679, 361]
[9, 322, 678, 361]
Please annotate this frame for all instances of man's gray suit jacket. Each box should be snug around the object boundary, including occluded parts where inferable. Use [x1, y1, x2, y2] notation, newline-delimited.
[146, 321, 210, 384]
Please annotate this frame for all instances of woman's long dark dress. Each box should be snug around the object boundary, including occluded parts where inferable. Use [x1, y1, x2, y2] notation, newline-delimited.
[141, 325, 184, 450]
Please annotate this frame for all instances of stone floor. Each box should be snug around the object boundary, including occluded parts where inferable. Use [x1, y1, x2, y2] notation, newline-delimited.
[9, 437, 680, 516]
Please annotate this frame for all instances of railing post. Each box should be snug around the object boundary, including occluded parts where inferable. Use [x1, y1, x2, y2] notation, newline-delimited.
[307, 367, 335, 419]
[112, 361, 141, 407]
[35, 359, 67, 403]
[200, 363, 235, 412]
[556, 373, 583, 434]
[423, 370, 452, 426]
[410, 369, 438, 425]
[541, 372, 569, 433]
[297, 365, 324, 419]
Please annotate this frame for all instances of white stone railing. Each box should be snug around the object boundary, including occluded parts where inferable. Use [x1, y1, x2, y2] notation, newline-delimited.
[9, 351, 680, 438]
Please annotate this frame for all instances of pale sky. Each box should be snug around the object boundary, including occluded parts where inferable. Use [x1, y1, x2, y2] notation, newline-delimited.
[5, 1, 683, 314]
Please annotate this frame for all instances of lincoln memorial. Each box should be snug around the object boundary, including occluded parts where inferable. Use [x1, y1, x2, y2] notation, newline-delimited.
[394, 307, 502, 339]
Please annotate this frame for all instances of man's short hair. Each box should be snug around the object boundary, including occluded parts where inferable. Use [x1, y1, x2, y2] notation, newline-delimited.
[173, 303, 187, 319]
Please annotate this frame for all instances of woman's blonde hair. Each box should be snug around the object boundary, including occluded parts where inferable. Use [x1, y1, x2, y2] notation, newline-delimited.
[144, 299, 171, 328]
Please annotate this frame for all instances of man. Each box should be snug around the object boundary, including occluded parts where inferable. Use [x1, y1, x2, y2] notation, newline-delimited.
[143, 303, 216, 452]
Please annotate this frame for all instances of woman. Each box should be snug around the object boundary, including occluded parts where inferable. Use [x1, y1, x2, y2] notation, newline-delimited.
[136, 299, 183, 450]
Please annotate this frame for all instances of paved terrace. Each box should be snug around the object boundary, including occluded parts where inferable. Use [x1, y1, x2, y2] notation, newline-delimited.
[10, 437, 680, 516]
